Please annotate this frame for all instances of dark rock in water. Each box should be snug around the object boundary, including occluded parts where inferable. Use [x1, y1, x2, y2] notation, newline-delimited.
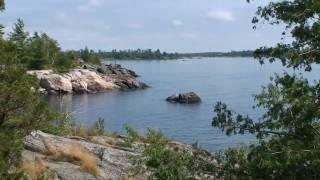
[166, 92, 201, 104]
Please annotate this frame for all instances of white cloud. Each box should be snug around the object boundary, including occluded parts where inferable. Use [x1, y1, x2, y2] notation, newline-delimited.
[128, 22, 143, 29]
[206, 9, 234, 22]
[180, 32, 199, 39]
[77, 5, 91, 12]
[54, 12, 71, 24]
[172, 19, 183, 27]
[88, 0, 101, 7]
[77, 0, 102, 12]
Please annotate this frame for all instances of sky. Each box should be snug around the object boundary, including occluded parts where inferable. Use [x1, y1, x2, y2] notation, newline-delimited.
[1, 0, 284, 52]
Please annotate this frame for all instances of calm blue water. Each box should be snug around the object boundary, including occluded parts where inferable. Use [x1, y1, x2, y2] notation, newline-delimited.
[46, 58, 320, 152]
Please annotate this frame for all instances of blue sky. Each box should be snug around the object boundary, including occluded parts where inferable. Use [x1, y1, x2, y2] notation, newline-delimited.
[1, 0, 283, 52]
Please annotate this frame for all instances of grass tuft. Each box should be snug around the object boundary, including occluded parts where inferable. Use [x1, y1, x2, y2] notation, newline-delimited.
[23, 156, 46, 179]
[64, 143, 100, 176]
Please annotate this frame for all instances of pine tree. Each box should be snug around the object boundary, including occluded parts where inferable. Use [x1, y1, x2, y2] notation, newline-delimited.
[8, 18, 29, 50]
[0, 24, 4, 38]
[0, 0, 4, 11]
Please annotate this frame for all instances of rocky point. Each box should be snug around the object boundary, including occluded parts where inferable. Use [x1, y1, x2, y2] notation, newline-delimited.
[27, 64, 149, 95]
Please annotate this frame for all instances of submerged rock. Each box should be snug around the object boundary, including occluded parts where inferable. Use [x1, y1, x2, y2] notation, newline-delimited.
[27, 64, 148, 95]
[166, 92, 201, 104]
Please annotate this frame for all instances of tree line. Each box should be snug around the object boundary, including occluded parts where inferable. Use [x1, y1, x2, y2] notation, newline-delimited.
[91, 50, 254, 60]
[92, 49, 179, 60]
[181, 50, 254, 58]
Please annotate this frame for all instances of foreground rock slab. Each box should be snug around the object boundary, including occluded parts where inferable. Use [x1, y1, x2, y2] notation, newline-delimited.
[23, 131, 217, 179]
[166, 92, 202, 104]
[27, 64, 148, 95]
[24, 131, 145, 180]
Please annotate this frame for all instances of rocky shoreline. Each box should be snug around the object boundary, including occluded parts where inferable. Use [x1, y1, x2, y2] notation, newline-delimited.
[23, 131, 215, 179]
[27, 64, 148, 95]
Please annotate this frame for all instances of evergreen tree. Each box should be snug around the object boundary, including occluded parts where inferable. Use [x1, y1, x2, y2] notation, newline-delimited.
[0, 24, 4, 38]
[8, 18, 29, 62]
[0, 0, 4, 38]
[0, 2, 55, 178]
[80, 47, 91, 62]
[0, 38, 54, 179]
[8, 18, 29, 47]
[0, 0, 4, 11]
[25, 32, 60, 69]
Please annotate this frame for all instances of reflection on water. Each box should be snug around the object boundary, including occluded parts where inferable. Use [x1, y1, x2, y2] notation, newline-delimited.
[46, 58, 320, 152]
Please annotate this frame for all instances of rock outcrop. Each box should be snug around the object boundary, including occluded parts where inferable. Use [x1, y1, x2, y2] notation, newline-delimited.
[24, 131, 142, 179]
[23, 131, 215, 179]
[166, 92, 202, 104]
[28, 64, 148, 95]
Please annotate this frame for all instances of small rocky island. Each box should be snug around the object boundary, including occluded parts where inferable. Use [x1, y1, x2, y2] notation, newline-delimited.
[166, 92, 201, 104]
[28, 64, 148, 95]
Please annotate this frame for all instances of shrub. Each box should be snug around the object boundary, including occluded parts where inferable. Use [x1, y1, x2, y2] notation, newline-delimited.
[131, 129, 195, 179]
[124, 125, 141, 146]
[43, 116, 107, 139]
[91, 117, 106, 136]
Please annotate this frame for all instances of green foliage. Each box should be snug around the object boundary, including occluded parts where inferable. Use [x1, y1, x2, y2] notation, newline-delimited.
[41, 112, 73, 135]
[0, 39, 55, 178]
[24, 32, 61, 69]
[54, 51, 78, 73]
[92, 117, 106, 136]
[181, 50, 254, 58]
[3, 19, 95, 71]
[213, 147, 250, 180]
[8, 19, 29, 63]
[131, 129, 195, 179]
[211, 0, 320, 179]
[0, 24, 4, 38]
[96, 49, 179, 60]
[213, 73, 320, 179]
[79, 47, 101, 65]
[124, 125, 141, 146]
[0, 0, 4, 11]
[42, 115, 108, 139]
[252, 0, 320, 71]
[8, 19, 29, 44]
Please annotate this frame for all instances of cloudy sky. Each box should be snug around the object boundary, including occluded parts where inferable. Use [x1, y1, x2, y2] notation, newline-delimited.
[1, 0, 283, 52]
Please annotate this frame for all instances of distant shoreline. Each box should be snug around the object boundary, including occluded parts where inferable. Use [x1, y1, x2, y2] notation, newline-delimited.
[103, 56, 254, 61]
[95, 49, 254, 60]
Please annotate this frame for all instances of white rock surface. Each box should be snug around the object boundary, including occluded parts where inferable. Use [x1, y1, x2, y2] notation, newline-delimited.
[27, 64, 148, 95]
